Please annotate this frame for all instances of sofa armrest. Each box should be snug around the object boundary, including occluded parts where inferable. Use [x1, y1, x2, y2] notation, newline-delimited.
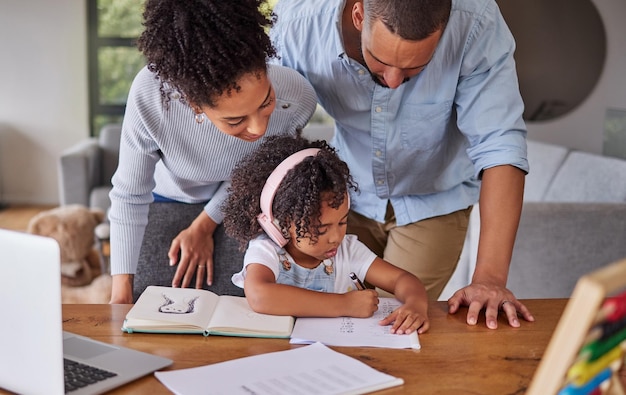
[507, 202, 626, 298]
[58, 138, 101, 206]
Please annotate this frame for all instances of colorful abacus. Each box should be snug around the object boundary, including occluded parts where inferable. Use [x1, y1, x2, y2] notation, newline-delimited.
[527, 258, 626, 395]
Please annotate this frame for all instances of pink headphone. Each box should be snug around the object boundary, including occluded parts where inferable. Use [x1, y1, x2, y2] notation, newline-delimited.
[257, 148, 321, 246]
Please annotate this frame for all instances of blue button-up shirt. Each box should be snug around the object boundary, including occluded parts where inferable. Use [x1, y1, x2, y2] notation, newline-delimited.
[271, 0, 528, 226]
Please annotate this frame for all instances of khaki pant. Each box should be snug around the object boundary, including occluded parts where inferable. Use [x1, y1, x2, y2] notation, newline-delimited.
[347, 204, 471, 300]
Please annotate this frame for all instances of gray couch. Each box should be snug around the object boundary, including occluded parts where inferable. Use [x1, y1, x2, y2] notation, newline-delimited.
[58, 124, 121, 212]
[440, 140, 626, 299]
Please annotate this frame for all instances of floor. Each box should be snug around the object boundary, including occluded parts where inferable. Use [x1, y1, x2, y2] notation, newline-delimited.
[0, 204, 56, 231]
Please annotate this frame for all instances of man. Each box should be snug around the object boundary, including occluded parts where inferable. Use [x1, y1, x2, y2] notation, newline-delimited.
[271, 0, 535, 329]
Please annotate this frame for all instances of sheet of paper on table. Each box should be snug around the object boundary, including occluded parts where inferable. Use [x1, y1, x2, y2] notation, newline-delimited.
[290, 297, 421, 349]
[154, 342, 404, 395]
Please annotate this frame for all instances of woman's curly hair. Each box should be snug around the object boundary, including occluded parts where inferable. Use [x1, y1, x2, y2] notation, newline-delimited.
[222, 133, 358, 251]
[137, 0, 276, 108]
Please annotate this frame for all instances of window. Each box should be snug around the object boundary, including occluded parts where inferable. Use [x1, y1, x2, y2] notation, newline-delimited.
[87, 0, 145, 136]
[87, 0, 330, 136]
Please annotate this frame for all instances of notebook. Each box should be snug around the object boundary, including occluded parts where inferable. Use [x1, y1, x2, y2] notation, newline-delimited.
[0, 228, 173, 395]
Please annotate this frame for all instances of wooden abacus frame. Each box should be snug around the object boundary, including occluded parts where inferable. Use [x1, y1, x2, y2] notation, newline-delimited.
[527, 258, 626, 395]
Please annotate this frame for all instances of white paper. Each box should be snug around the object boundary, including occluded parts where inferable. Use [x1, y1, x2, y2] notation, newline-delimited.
[154, 342, 403, 395]
[290, 298, 420, 349]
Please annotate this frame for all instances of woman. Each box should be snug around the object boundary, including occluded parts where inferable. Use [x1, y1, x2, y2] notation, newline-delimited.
[108, 0, 317, 303]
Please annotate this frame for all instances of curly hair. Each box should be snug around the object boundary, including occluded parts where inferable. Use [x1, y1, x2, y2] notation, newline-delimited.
[222, 133, 358, 251]
[137, 0, 276, 108]
[363, 0, 451, 41]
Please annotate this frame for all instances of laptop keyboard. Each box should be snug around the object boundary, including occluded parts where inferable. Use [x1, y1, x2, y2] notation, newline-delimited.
[64, 358, 117, 393]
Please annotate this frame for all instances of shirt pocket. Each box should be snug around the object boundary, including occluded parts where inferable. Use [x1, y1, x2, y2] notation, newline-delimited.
[399, 100, 453, 151]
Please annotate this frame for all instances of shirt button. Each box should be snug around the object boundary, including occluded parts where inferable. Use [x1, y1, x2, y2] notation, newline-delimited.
[375, 150, 382, 157]
[358, 69, 365, 75]
[282, 103, 290, 109]
[377, 179, 385, 185]
[375, 106, 382, 113]
[170, 92, 181, 100]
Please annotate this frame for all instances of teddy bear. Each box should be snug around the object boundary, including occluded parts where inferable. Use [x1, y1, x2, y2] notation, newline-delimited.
[26, 204, 112, 303]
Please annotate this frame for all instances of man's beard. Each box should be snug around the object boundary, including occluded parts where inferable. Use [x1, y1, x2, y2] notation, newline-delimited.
[370, 72, 390, 88]
[358, 48, 409, 88]
[368, 69, 410, 88]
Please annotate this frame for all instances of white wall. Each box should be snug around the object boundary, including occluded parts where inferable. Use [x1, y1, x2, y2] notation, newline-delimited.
[526, 0, 626, 154]
[0, 0, 88, 205]
[0, 0, 624, 205]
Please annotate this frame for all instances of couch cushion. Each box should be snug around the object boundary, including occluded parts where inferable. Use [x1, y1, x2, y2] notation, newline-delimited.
[508, 202, 626, 298]
[544, 151, 626, 202]
[524, 140, 569, 201]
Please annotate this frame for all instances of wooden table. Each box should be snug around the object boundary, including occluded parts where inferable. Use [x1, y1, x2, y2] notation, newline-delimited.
[56, 299, 624, 394]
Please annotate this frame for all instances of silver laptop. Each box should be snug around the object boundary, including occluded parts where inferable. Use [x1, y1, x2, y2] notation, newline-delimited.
[0, 228, 172, 395]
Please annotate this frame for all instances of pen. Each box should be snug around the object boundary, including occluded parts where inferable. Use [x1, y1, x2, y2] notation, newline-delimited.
[349, 272, 365, 290]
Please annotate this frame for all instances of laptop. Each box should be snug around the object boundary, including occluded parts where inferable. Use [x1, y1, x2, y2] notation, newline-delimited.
[0, 228, 172, 395]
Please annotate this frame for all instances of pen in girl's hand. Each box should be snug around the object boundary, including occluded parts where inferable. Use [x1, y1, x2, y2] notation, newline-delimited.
[349, 272, 366, 290]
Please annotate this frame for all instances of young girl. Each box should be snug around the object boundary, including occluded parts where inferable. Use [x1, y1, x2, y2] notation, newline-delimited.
[222, 134, 429, 335]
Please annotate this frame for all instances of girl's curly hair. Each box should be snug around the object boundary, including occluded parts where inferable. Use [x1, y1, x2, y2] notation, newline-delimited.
[222, 133, 358, 251]
[137, 0, 276, 108]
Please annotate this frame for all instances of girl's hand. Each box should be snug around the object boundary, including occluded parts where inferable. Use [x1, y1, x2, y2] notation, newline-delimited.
[379, 304, 430, 335]
[344, 289, 380, 317]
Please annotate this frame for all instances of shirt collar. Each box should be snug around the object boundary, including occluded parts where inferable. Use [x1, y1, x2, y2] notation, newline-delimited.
[334, 0, 348, 59]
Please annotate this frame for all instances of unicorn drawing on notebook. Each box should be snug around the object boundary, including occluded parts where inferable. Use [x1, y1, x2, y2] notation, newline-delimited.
[158, 293, 199, 314]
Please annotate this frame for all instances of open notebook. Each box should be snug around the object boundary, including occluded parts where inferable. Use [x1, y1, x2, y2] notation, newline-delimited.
[0, 229, 172, 395]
